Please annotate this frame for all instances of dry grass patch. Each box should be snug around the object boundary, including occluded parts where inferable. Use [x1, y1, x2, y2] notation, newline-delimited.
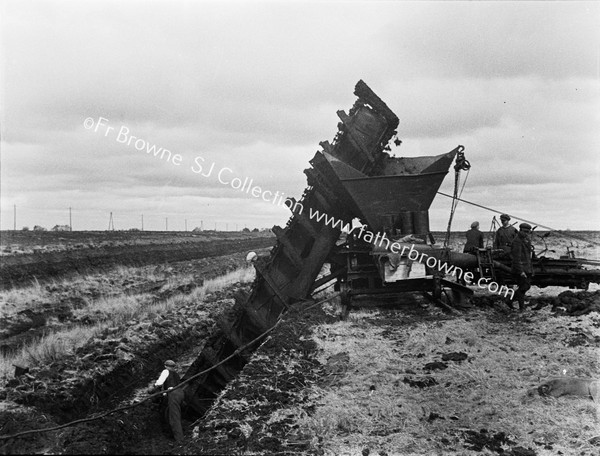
[0, 266, 257, 380]
[71, 294, 155, 324]
[1, 324, 108, 376]
[0, 278, 48, 315]
[0, 263, 196, 317]
[295, 306, 599, 456]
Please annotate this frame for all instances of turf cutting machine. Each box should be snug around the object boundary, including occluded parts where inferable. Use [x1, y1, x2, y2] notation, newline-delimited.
[183, 80, 600, 411]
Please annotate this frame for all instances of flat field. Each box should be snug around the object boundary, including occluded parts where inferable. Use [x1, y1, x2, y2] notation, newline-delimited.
[0, 230, 274, 288]
[0, 230, 271, 254]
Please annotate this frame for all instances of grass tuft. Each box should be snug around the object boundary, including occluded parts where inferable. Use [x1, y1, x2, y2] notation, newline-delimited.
[292, 307, 600, 455]
[3, 324, 107, 376]
[0, 266, 257, 380]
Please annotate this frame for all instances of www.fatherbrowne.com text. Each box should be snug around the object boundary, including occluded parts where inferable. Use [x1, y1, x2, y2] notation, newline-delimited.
[305, 206, 514, 299]
[84, 115, 513, 299]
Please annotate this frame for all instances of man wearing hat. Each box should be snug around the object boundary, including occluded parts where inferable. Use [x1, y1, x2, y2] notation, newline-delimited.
[494, 214, 518, 255]
[509, 223, 534, 311]
[154, 360, 184, 442]
[463, 221, 484, 255]
[155, 360, 181, 390]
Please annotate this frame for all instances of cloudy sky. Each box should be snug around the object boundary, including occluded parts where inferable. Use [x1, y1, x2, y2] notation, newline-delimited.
[1, 0, 599, 232]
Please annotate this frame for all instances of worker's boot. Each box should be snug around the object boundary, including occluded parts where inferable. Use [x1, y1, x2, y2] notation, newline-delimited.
[518, 297, 525, 312]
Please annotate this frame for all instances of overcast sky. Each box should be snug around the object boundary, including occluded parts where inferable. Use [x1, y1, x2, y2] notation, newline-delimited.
[1, 0, 599, 232]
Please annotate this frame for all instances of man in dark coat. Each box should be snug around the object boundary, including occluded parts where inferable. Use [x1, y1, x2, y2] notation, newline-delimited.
[509, 223, 534, 311]
[154, 360, 184, 441]
[463, 221, 484, 254]
[494, 214, 518, 255]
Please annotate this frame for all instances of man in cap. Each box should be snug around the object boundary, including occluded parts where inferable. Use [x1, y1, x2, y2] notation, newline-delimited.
[246, 251, 258, 263]
[154, 360, 184, 442]
[494, 214, 518, 256]
[509, 223, 534, 311]
[463, 221, 484, 255]
[155, 360, 180, 390]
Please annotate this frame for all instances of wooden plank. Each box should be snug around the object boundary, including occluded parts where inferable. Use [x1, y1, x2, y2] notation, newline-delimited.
[313, 191, 334, 214]
[254, 262, 289, 309]
[272, 225, 304, 270]
[295, 207, 319, 237]
[237, 300, 272, 334]
[215, 315, 251, 361]
[310, 267, 346, 292]
[312, 174, 340, 206]
[202, 347, 239, 381]
[337, 111, 374, 163]
[303, 169, 339, 211]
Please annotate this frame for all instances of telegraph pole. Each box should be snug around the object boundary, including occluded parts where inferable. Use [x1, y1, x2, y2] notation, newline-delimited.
[185, 219, 187, 232]
[13, 205, 16, 231]
[69, 207, 72, 231]
[200, 220, 203, 231]
[165, 217, 168, 231]
[108, 212, 114, 231]
[141, 214, 144, 231]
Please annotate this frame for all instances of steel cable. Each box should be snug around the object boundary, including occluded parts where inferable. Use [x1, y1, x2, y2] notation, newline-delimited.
[0, 292, 341, 442]
[436, 192, 600, 248]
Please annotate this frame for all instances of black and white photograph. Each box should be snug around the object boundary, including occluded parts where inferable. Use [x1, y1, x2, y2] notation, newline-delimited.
[1, 1, 599, 455]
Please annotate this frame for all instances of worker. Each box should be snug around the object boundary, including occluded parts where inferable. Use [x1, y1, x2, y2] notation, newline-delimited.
[463, 221, 484, 255]
[154, 360, 185, 442]
[509, 223, 534, 311]
[493, 214, 518, 255]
